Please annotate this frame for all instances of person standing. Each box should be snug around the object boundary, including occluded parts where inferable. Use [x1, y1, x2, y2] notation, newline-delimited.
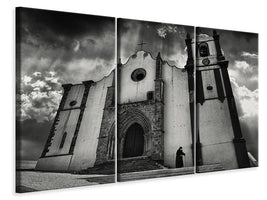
[176, 147, 186, 168]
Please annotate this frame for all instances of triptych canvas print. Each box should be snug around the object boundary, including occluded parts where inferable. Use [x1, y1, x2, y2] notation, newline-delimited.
[16, 7, 258, 193]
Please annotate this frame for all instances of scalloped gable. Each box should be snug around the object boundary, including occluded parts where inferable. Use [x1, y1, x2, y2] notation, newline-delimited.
[121, 51, 156, 67]
[121, 50, 184, 70]
[61, 69, 115, 87]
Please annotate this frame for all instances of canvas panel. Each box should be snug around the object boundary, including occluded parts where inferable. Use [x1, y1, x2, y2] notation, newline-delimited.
[117, 18, 195, 181]
[16, 7, 115, 192]
[195, 27, 258, 172]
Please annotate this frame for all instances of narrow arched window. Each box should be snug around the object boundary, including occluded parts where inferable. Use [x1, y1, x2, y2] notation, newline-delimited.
[199, 42, 209, 57]
[107, 133, 115, 160]
[59, 132, 67, 149]
[111, 92, 115, 107]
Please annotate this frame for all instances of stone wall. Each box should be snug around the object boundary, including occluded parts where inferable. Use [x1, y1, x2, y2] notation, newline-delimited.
[118, 100, 163, 160]
[95, 83, 115, 165]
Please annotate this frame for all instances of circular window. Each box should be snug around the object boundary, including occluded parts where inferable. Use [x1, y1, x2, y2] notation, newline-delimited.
[69, 100, 77, 107]
[131, 68, 146, 82]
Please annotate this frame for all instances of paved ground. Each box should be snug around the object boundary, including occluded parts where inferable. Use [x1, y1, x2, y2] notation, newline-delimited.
[16, 170, 115, 193]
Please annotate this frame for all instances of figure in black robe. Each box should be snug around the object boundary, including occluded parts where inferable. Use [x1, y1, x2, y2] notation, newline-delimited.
[176, 147, 185, 168]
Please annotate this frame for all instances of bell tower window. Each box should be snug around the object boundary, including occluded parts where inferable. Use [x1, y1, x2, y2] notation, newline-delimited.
[199, 42, 209, 57]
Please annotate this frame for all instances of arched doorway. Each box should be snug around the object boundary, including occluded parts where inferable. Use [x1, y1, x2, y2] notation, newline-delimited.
[123, 123, 144, 158]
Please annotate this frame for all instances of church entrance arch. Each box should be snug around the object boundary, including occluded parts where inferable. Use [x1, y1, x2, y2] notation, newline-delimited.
[123, 123, 144, 158]
[118, 108, 152, 159]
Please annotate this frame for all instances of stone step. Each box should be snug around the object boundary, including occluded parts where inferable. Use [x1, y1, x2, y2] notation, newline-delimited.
[77, 160, 115, 175]
[118, 163, 225, 181]
[117, 156, 165, 173]
[118, 167, 194, 182]
[196, 163, 224, 173]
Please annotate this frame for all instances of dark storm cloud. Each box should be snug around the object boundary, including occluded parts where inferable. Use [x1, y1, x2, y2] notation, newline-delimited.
[16, 119, 52, 160]
[19, 7, 114, 50]
[240, 118, 258, 159]
[18, 7, 115, 79]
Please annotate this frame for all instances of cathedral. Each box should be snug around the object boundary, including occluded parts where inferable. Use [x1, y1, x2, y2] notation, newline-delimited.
[36, 31, 250, 173]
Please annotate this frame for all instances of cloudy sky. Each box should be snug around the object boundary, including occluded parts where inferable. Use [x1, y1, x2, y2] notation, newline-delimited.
[118, 18, 194, 68]
[16, 8, 115, 160]
[198, 27, 258, 159]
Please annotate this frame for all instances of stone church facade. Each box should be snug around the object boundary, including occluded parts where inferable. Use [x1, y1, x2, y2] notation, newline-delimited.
[36, 31, 250, 173]
[117, 50, 194, 168]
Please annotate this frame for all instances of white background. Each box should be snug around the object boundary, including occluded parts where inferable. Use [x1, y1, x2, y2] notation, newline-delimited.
[0, 0, 266, 199]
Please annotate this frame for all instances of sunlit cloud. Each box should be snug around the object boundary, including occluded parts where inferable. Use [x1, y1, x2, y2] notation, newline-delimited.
[19, 71, 63, 122]
[73, 40, 80, 52]
[230, 77, 258, 158]
[241, 51, 258, 59]
[156, 25, 180, 38]
[234, 60, 253, 73]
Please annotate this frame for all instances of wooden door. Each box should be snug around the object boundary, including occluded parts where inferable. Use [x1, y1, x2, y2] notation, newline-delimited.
[123, 123, 144, 158]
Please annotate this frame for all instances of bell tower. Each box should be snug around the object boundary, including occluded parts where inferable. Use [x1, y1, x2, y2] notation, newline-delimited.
[191, 29, 250, 170]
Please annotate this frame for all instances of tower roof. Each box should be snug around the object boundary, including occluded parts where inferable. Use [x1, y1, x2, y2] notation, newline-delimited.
[196, 33, 213, 42]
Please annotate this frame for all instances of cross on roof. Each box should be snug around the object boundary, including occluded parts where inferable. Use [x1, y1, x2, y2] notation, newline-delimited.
[137, 40, 147, 51]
